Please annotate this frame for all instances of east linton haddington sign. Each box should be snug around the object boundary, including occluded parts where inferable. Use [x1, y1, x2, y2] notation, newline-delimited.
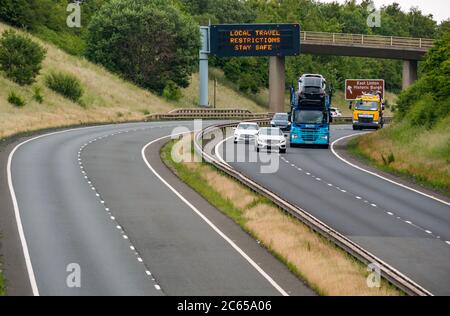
[210, 24, 300, 57]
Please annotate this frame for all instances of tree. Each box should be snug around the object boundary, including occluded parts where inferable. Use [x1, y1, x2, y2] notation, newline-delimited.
[86, 0, 200, 93]
[0, 30, 46, 85]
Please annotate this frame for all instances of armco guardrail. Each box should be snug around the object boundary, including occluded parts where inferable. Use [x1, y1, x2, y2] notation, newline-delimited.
[301, 31, 433, 49]
[169, 108, 252, 114]
[147, 109, 393, 125]
[147, 108, 272, 121]
[193, 121, 432, 296]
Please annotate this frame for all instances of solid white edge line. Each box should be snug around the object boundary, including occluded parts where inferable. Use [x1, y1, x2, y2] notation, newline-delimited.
[142, 133, 289, 296]
[331, 133, 450, 207]
[6, 125, 110, 296]
[6, 122, 185, 296]
[214, 136, 234, 167]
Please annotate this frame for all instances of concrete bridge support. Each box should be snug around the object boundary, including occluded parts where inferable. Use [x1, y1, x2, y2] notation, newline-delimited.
[269, 56, 286, 113]
[402, 60, 418, 90]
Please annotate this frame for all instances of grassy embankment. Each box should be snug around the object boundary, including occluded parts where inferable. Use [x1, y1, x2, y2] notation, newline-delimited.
[0, 264, 5, 296]
[348, 118, 450, 196]
[161, 135, 402, 296]
[0, 22, 266, 139]
[347, 32, 449, 196]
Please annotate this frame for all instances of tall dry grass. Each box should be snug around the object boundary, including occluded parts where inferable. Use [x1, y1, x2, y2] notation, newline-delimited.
[0, 22, 266, 139]
[165, 138, 402, 296]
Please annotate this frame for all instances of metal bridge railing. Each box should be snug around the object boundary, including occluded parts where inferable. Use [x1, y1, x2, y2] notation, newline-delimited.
[301, 31, 434, 49]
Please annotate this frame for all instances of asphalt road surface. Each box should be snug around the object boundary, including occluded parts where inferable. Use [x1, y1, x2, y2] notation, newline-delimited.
[3, 122, 313, 296]
[217, 125, 450, 295]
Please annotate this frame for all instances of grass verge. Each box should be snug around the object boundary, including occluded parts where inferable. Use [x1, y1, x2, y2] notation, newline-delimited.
[161, 136, 402, 296]
[0, 271, 5, 296]
[347, 120, 450, 197]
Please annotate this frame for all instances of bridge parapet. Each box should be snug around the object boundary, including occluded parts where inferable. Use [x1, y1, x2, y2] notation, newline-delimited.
[301, 31, 433, 50]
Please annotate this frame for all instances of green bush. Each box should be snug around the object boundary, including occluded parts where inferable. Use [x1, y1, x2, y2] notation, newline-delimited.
[396, 32, 450, 128]
[8, 91, 25, 107]
[86, 0, 200, 93]
[45, 72, 84, 102]
[162, 80, 182, 101]
[0, 30, 46, 85]
[32, 85, 44, 103]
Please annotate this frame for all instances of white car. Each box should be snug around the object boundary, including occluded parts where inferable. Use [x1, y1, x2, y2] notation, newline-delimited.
[330, 107, 342, 118]
[234, 122, 259, 144]
[255, 127, 287, 153]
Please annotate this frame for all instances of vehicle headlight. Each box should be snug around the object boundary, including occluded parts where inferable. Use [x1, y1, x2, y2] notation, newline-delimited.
[270, 121, 275, 125]
[320, 136, 328, 140]
[292, 134, 299, 139]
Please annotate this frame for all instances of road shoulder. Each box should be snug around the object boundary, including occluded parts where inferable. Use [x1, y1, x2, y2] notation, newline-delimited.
[335, 135, 450, 204]
[0, 136, 34, 296]
[146, 137, 315, 296]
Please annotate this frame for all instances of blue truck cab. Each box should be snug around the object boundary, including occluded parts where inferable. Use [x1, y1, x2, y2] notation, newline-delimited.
[289, 76, 332, 148]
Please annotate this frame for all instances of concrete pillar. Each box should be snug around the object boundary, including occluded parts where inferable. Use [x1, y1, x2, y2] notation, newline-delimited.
[269, 56, 286, 113]
[402, 60, 418, 90]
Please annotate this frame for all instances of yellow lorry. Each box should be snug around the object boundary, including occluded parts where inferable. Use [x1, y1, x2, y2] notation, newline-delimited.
[350, 93, 385, 130]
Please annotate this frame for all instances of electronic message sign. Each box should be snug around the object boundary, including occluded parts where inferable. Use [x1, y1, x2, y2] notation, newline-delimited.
[210, 24, 300, 57]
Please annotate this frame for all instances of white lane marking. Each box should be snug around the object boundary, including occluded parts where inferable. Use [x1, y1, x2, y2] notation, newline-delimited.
[331, 133, 450, 207]
[215, 136, 233, 167]
[425, 230, 432, 234]
[5, 124, 124, 296]
[371, 204, 377, 208]
[7, 142, 42, 296]
[387, 212, 394, 216]
[154, 284, 161, 290]
[146, 271, 152, 276]
[142, 133, 289, 296]
[446, 241, 450, 245]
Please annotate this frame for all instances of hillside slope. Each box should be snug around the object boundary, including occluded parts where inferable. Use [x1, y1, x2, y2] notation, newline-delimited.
[348, 32, 450, 195]
[0, 22, 265, 139]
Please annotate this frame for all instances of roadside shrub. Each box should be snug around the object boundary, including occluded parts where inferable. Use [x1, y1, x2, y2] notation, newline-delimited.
[0, 30, 46, 85]
[45, 72, 84, 102]
[32, 85, 44, 103]
[162, 80, 182, 101]
[8, 91, 25, 107]
[86, 0, 200, 93]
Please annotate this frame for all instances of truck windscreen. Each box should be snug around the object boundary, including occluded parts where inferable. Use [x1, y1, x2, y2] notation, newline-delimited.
[355, 101, 378, 111]
[294, 110, 327, 124]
